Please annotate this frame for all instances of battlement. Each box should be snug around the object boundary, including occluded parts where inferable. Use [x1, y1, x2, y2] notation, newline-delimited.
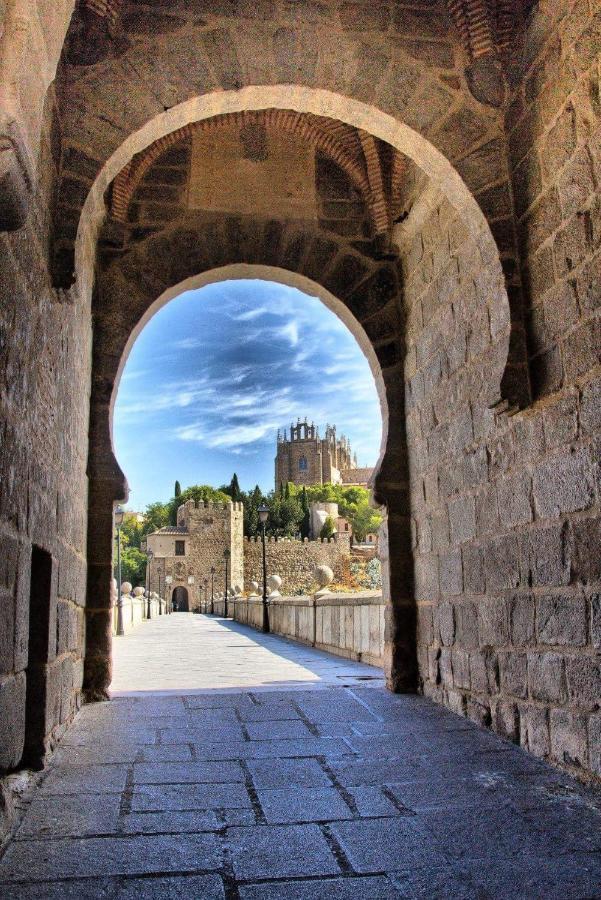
[176, 499, 244, 528]
[243, 534, 349, 545]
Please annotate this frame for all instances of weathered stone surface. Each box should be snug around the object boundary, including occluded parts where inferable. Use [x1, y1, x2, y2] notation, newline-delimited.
[1, 0, 601, 801]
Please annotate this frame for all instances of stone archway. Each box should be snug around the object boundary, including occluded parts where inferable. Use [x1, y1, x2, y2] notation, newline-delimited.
[171, 587, 189, 613]
[85, 224, 414, 701]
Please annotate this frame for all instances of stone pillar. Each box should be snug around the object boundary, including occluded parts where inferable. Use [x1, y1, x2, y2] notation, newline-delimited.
[83, 396, 127, 701]
[374, 369, 418, 694]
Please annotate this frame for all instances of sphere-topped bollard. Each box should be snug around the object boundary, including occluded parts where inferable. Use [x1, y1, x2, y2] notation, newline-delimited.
[248, 580, 259, 597]
[267, 574, 282, 598]
[314, 564, 334, 599]
[121, 582, 133, 596]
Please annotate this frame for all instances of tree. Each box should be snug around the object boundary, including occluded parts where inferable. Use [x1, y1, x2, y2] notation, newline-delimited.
[167, 484, 230, 525]
[174, 480, 181, 497]
[228, 473, 242, 502]
[142, 501, 170, 534]
[320, 516, 336, 540]
[120, 545, 146, 587]
[299, 486, 310, 539]
[243, 485, 263, 537]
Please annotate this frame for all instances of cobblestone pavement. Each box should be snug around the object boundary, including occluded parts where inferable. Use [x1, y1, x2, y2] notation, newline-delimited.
[1, 616, 600, 898]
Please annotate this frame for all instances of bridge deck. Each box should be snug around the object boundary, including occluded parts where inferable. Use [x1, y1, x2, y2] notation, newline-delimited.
[0, 614, 600, 898]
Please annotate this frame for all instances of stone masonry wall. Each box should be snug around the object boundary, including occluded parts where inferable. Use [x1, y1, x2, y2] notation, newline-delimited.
[405, 38, 601, 784]
[243, 536, 352, 596]
[0, 88, 91, 777]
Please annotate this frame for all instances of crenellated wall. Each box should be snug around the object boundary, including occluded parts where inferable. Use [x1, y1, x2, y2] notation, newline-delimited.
[243, 535, 352, 596]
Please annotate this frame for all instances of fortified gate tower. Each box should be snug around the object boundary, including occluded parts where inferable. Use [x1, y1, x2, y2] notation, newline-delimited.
[146, 500, 244, 611]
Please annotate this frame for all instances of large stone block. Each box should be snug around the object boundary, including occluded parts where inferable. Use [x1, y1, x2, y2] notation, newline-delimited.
[521, 704, 550, 757]
[496, 472, 533, 529]
[454, 602, 479, 649]
[550, 708, 588, 768]
[499, 652, 528, 699]
[509, 593, 535, 646]
[448, 495, 476, 546]
[536, 595, 587, 646]
[0, 673, 25, 771]
[528, 652, 567, 703]
[570, 518, 601, 584]
[528, 524, 570, 587]
[589, 713, 601, 776]
[485, 535, 521, 592]
[532, 449, 595, 518]
[478, 599, 509, 647]
[439, 551, 462, 596]
[565, 655, 601, 710]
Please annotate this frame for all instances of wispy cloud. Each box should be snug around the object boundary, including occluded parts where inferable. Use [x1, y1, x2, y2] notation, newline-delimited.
[114, 279, 382, 504]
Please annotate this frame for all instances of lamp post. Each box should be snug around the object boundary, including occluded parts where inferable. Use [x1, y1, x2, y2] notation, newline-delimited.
[146, 549, 154, 619]
[203, 577, 208, 613]
[223, 547, 231, 618]
[258, 504, 270, 634]
[210, 566, 215, 615]
[158, 569, 164, 615]
[114, 506, 125, 636]
[165, 574, 172, 612]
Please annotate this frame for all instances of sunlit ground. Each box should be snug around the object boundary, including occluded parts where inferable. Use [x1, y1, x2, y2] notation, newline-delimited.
[110, 613, 384, 696]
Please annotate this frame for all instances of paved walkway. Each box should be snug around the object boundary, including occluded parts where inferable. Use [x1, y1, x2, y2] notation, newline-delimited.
[110, 613, 385, 694]
[0, 616, 600, 898]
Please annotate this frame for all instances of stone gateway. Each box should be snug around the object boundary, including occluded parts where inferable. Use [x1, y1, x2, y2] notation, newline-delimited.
[0, 3, 600, 856]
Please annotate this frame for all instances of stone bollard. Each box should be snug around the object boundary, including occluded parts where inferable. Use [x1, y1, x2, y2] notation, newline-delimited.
[267, 574, 282, 598]
[121, 581, 132, 597]
[247, 581, 259, 597]
[314, 565, 334, 599]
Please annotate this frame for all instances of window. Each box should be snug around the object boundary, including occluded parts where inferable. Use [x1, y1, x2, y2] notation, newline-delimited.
[299, 455, 308, 471]
[175, 540, 185, 556]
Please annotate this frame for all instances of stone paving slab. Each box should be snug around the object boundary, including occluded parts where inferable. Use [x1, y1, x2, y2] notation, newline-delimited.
[256, 787, 354, 824]
[0, 833, 222, 881]
[0, 875, 226, 900]
[131, 782, 253, 812]
[1, 615, 600, 898]
[14, 795, 121, 839]
[238, 875, 400, 899]
[226, 823, 341, 880]
[133, 761, 245, 784]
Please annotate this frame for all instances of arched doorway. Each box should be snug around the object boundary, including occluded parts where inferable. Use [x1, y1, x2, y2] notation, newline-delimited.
[79, 88, 511, 724]
[171, 587, 189, 613]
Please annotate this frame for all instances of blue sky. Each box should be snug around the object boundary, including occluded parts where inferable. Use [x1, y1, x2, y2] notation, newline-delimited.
[114, 281, 382, 510]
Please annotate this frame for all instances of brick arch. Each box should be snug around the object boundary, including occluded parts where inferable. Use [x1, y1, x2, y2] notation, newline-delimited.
[69, 85, 525, 406]
[85, 216, 413, 701]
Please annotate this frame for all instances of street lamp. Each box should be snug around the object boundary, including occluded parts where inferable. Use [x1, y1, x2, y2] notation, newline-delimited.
[210, 566, 215, 615]
[114, 506, 125, 636]
[158, 568, 164, 615]
[258, 504, 270, 634]
[203, 577, 208, 613]
[146, 548, 154, 619]
[223, 547, 231, 618]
